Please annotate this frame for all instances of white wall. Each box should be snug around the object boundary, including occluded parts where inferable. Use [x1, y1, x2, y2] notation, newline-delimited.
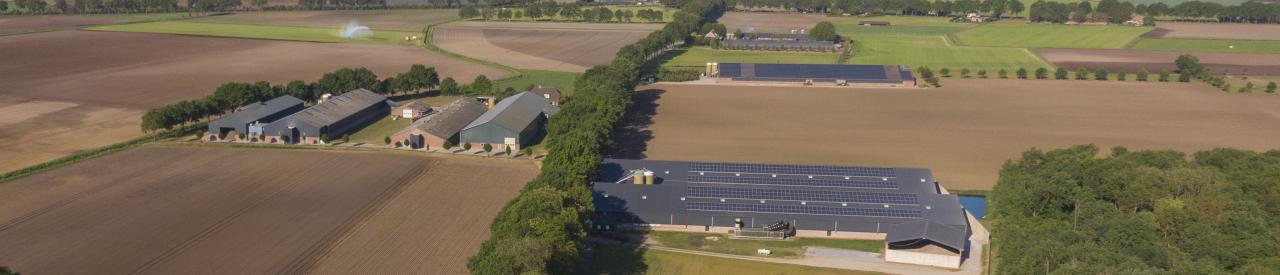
[885, 249, 962, 269]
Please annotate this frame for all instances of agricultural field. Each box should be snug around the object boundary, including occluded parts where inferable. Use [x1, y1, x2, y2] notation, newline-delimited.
[621, 80, 1280, 190]
[473, 5, 674, 23]
[0, 13, 194, 35]
[433, 21, 660, 72]
[0, 30, 505, 174]
[88, 21, 419, 45]
[587, 244, 877, 275]
[1129, 37, 1280, 54]
[659, 47, 840, 69]
[954, 22, 1152, 49]
[194, 9, 458, 31]
[1035, 48, 1280, 75]
[0, 146, 537, 274]
[1145, 21, 1280, 40]
[715, 11, 829, 33]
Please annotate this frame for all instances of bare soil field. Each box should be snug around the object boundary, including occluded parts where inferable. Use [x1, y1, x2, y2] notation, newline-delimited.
[435, 21, 661, 72]
[197, 10, 458, 31]
[715, 11, 829, 33]
[618, 80, 1280, 190]
[0, 30, 507, 173]
[0, 15, 125, 35]
[1145, 22, 1280, 40]
[0, 146, 537, 274]
[1036, 48, 1280, 75]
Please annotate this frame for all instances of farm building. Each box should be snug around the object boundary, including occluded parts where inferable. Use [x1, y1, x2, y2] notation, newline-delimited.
[529, 86, 562, 106]
[262, 89, 389, 144]
[459, 92, 559, 151]
[722, 32, 839, 52]
[390, 98, 488, 149]
[591, 159, 973, 269]
[712, 63, 915, 87]
[391, 101, 432, 119]
[205, 95, 304, 141]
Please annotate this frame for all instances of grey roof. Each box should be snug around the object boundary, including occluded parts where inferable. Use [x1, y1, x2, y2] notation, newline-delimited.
[288, 89, 387, 128]
[401, 98, 487, 138]
[744, 32, 816, 41]
[719, 63, 914, 83]
[529, 86, 562, 101]
[212, 95, 304, 126]
[885, 219, 968, 252]
[463, 92, 556, 132]
[397, 101, 432, 112]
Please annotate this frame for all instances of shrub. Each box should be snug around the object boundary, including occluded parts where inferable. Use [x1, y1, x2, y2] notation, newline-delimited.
[1267, 81, 1277, 93]
[483, 143, 493, 153]
[505, 145, 512, 156]
[1222, 83, 1231, 92]
[917, 66, 935, 79]
[960, 68, 971, 78]
[463, 142, 472, 151]
[1136, 69, 1149, 81]
[1158, 70, 1171, 82]
[383, 136, 390, 145]
[977, 69, 987, 78]
[343, 134, 350, 143]
[1035, 68, 1049, 80]
[1055, 68, 1068, 80]
[1016, 68, 1028, 79]
[940, 67, 951, 77]
[998, 69, 1008, 79]
[522, 147, 533, 157]
[1116, 71, 1127, 81]
[657, 68, 702, 82]
[444, 140, 454, 149]
[1075, 67, 1089, 80]
[1178, 72, 1192, 82]
[1094, 69, 1108, 80]
[926, 77, 941, 87]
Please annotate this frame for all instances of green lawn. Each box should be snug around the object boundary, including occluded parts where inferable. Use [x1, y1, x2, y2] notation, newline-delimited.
[647, 231, 883, 258]
[1129, 38, 1280, 54]
[849, 34, 1050, 70]
[832, 15, 975, 36]
[955, 22, 1152, 49]
[494, 70, 579, 97]
[587, 244, 880, 275]
[87, 21, 416, 45]
[660, 47, 839, 69]
[346, 114, 409, 145]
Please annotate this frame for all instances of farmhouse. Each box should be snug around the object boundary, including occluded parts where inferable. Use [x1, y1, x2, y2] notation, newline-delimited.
[529, 86, 563, 106]
[263, 89, 389, 144]
[591, 159, 973, 269]
[460, 92, 559, 151]
[712, 63, 916, 87]
[391, 101, 432, 119]
[205, 95, 304, 141]
[390, 98, 488, 149]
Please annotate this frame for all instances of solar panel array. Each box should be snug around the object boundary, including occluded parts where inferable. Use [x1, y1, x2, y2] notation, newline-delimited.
[687, 186, 918, 205]
[689, 162, 896, 178]
[687, 174, 897, 189]
[687, 202, 923, 218]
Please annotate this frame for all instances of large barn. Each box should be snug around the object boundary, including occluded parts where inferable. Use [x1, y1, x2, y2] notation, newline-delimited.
[591, 159, 972, 269]
[263, 89, 389, 144]
[712, 63, 915, 87]
[390, 98, 488, 149]
[205, 95, 304, 141]
[459, 92, 558, 151]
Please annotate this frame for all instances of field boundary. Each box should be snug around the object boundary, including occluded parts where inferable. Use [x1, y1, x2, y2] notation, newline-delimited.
[422, 18, 522, 76]
[0, 125, 202, 184]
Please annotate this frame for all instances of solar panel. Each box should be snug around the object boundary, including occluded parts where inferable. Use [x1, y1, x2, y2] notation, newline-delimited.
[689, 162, 896, 178]
[687, 174, 897, 189]
[686, 186, 918, 205]
[687, 202, 923, 218]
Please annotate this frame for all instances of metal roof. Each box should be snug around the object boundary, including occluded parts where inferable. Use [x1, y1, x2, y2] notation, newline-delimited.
[209, 95, 304, 128]
[463, 92, 557, 132]
[398, 98, 487, 138]
[529, 86, 562, 102]
[396, 101, 432, 112]
[719, 63, 914, 83]
[287, 89, 387, 128]
[885, 219, 969, 252]
[743, 32, 816, 41]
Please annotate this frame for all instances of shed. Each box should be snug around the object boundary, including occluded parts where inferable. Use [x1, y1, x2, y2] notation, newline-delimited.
[459, 92, 558, 151]
[206, 95, 304, 141]
[390, 98, 487, 149]
[884, 218, 969, 269]
[529, 86, 563, 106]
[262, 89, 389, 144]
[392, 101, 432, 119]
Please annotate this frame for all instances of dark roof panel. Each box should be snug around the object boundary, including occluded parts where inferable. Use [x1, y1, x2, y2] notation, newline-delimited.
[210, 95, 304, 127]
[885, 219, 969, 252]
[290, 89, 388, 127]
[464, 92, 557, 132]
[719, 63, 914, 83]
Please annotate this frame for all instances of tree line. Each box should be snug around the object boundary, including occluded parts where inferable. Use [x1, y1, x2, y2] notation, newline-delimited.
[464, 0, 727, 274]
[460, 2, 667, 23]
[728, 0, 1280, 24]
[140, 64, 510, 133]
[990, 145, 1280, 273]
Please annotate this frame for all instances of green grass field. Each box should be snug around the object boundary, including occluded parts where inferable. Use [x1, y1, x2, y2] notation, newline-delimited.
[660, 47, 839, 68]
[346, 115, 410, 145]
[832, 16, 975, 36]
[587, 244, 879, 275]
[88, 21, 416, 45]
[494, 69, 579, 97]
[647, 231, 883, 258]
[848, 34, 1050, 70]
[955, 22, 1152, 49]
[1129, 38, 1280, 54]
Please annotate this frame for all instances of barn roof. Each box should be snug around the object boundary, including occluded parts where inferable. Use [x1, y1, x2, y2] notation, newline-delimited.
[744, 32, 815, 41]
[288, 89, 387, 128]
[211, 95, 304, 127]
[395, 101, 432, 112]
[885, 219, 969, 253]
[399, 98, 487, 138]
[529, 86, 562, 102]
[464, 92, 557, 132]
[719, 63, 913, 83]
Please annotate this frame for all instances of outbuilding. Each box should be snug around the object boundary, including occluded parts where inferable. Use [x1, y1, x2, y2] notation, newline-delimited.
[391, 101, 432, 119]
[459, 92, 558, 151]
[390, 98, 487, 149]
[262, 89, 389, 144]
[206, 95, 304, 141]
[713, 63, 916, 87]
[529, 86, 563, 106]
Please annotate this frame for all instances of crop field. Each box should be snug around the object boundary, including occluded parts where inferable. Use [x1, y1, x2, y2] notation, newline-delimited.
[660, 47, 839, 68]
[1129, 38, 1280, 54]
[1145, 22, 1280, 40]
[88, 21, 418, 45]
[0, 15, 125, 35]
[473, 5, 674, 22]
[194, 10, 458, 31]
[0, 30, 506, 174]
[620, 80, 1280, 190]
[0, 146, 537, 274]
[955, 22, 1152, 49]
[715, 11, 829, 33]
[433, 21, 660, 72]
[848, 35, 1050, 70]
[1036, 48, 1280, 75]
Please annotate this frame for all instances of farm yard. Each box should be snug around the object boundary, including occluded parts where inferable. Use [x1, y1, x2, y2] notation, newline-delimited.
[193, 10, 458, 31]
[618, 80, 1280, 190]
[0, 145, 537, 274]
[0, 30, 505, 174]
[432, 21, 661, 72]
[1035, 48, 1280, 75]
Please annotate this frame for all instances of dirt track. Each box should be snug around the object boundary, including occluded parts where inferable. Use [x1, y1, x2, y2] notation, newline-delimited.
[0, 30, 507, 173]
[1036, 48, 1280, 75]
[0, 146, 536, 274]
[620, 80, 1280, 190]
[716, 12, 829, 33]
[197, 10, 457, 31]
[1145, 22, 1280, 40]
[0, 15, 124, 35]
[434, 21, 660, 72]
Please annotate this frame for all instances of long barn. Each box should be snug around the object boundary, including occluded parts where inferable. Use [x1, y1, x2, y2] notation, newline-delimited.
[713, 63, 915, 87]
[263, 89, 389, 144]
[205, 95, 304, 141]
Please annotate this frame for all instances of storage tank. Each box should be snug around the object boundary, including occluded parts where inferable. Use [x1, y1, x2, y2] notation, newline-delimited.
[633, 170, 645, 185]
[644, 171, 655, 184]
